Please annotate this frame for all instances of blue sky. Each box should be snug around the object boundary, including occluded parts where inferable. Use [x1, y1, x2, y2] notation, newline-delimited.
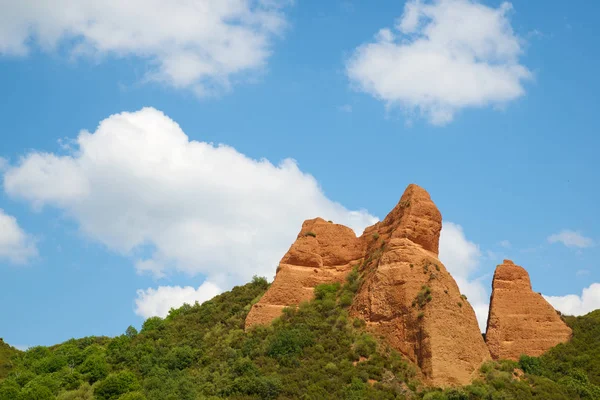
[0, 0, 599, 348]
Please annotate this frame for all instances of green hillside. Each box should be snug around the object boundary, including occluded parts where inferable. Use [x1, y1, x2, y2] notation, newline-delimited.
[1, 272, 599, 400]
[0, 339, 20, 380]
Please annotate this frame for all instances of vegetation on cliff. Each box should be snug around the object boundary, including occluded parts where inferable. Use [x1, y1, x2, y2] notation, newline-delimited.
[1, 273, 599, 399]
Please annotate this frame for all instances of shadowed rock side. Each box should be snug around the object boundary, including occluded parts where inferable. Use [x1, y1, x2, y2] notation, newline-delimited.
[350, 185, 490, 386]
[485, 260, 572, 361]
[245, 217, 365, 329]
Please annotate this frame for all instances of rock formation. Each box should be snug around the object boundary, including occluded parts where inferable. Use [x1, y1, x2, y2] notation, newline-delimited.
[246, 184, 491, 386]
[245, 184, 575, 386]
[350, 185, 490, 386]
[485, 260, 572, 360]
[245, 217, 365, 329]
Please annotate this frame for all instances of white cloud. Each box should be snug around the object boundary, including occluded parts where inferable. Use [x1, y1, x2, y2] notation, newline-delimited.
[544, 283, 600, 316]
[0, 209, 38, 264]
[0, 0, 289, 94]
[439, 221, 489, 331]
[439, 222, 481, 277]
[338, 104, 353, 113]
[3, 107, 378, 286]
[548, 230, 595, 249]
[346, 0, 531, 125]
[135, 281, 222, 319]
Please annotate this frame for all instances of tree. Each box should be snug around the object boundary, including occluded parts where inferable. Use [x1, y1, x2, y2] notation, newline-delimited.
[125, 326, 138, 339]
[79, 354, 108, 383]
[94, 371, 140, 400]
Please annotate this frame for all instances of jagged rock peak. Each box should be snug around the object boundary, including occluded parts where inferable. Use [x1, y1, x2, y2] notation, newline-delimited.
[369, 183, 442, 255]
[245, 183, 490, 386]
[352, 184, 489, 386]
[485, 260, 572, 360]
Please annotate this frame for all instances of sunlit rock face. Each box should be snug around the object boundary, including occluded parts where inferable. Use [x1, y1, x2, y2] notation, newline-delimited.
[349, 184, 490, 387]
[485, 260, 572, 361]
[245, 217, 365, 329]
[246, 184, 491, 386]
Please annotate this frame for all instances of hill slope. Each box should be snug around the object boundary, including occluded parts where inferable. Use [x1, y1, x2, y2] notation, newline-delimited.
[0, 339, 20, 380]
[1, 274, 600, 400]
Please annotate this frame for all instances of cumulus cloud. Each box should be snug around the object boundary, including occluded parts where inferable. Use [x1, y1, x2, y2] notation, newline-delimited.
[4, 107, 377, 286]
[0, 209, 38, 264]
[135, 281, 222, 318]
[439, 221, 489, 331]
[346, 0, 531, 125]
[0, 0, 288, 94]
[439, 222, 481, 278]
[544, 283, 600, 317]
[548, 230, 595, 249]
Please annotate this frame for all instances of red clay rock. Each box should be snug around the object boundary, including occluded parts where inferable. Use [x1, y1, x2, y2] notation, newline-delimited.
[485, 260, 572, 360]
[364, 183, 443, 255]
[351, 185, 490, 386]
[244, 185, 578, 385]
[246, 184, 490, 386]
[245, 218, 365, 329]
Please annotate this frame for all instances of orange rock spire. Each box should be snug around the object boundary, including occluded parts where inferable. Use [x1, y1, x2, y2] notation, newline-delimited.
[485, 260, 572, 360]
[349, 184, 490, 386]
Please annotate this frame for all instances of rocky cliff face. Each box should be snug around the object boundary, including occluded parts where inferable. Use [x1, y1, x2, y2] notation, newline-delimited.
[246, 184, 490, 386]
[245, 184, 574, 386]
[245, 217, 365, 329]
[350, 185, 490, 386]
[485, 260, 572, 360]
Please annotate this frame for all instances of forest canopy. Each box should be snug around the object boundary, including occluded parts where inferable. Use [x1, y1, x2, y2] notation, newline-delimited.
[1, 273, 600, 400]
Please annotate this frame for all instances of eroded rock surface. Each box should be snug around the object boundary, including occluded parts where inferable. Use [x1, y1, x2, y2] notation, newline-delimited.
[245, 217, 365, 329]
[364, 183, 442, 254]
[485, 260, 572, 360]
[245, 184, 491, 386]
[350, 185, 490, 386]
